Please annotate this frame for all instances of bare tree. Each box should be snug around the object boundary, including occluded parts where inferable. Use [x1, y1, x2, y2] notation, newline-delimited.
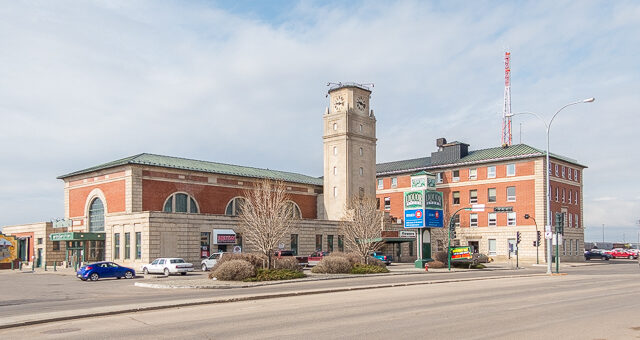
[239, 179, 295, 269]
[339, 196, 385, 264]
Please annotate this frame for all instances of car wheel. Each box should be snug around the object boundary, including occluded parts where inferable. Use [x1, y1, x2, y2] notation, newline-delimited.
[143, 267, 149, 275]
[125, 271, 134, 279]
[202, 264, 208, 271]
[90, 273, 99, 281]
[181, 272, 187, 276]
[629, 255, 633, 259]
[585, 257, 590, 261]
[164, 268, 170, 276]
[117, 277, 121, 279]
[605, 257, 610, 261]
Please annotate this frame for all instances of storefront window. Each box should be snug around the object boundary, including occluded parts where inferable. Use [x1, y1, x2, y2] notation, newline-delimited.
[135, 232, 142, 259]
[291, 234, 298, 256]
[124, 233, 130, 259]
[338, 235, 344, 252]
[315, 234, 322, 252]
[201, 232, 210, 258]
[327, 235, 334, 252]
[89, 198, 105, 232]
[114, 233, 120, 259]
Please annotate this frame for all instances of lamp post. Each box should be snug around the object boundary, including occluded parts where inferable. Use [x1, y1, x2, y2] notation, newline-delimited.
[507, 97, 594, 274]
[524, 214, 539, 264]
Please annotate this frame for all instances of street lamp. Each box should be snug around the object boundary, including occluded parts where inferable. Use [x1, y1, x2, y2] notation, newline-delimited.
[507, 97, 595, 274]
[524, 214, 539, 264]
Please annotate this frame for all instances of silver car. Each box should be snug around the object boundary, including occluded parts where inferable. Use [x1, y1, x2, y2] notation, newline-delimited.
[201, 252, 224, 271]
[142, 258, 194, 276]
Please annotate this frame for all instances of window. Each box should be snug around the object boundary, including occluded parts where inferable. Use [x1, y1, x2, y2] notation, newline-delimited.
[135, 232, 141, 259]
[470, 214, 478, 227]
[333, 167, 337, 175]
[488, 213, 497, 226]
[488, 239, 497, 255]
[53, 241, 60, 251]
[506, 163, 516, 176]
[333, 122, 337, 130]
[384, 197, 391, 210]
[568, 190, 572, 203]
[469, 190, 478, 204]
[575, 190, 578, 205]
[124, 232, 130, 259]
[315, 234, 322, 251]
[568, 168, 572, 180]
[561, 166, 565, 178]
[164, 193, 198, 213]
[376, 198, 380, 209]
[575, 239, 580, 255]
[452, 170, 460, 182]
[453, 191, 460, 205]
[575, 169, 579, 182]
[548, 163, 552, 176]
[359, 147, 363, 156]
[437, 172, 443, 183]
[286, 201, 302, 219]
[575, 214, 579, 228]
[507, 212, 516, 226]
[568, 213, 573, 227]
[114, 233, 120, 259]
[562, 188, 566, 203]
[359, 167, 364, 176]
[327, 235, 334, 252]
[562, 239, 566, 256]
[555, 164, 559, 176]
[89, 198, 105, 232]
[333, 146, 337, 155]
[359, 187, 365, 198]
[37, 238, 43, 245]
[488, 188, 496, 203]
[377, 179, 383, 189]
[555, 187, 559, 202]
[225, 197, 246, 216]
[333, 187, 338, 197]
[487, 166, 496, 178]
[391, 177, 398, 188]
[469, 168, 477, 180]
[291, 234, 298, 256]
[454, 215, 460, 228]
[506, 186, 516, 202]
[338, 235, 344, 252]
[359, 124, 363, 132]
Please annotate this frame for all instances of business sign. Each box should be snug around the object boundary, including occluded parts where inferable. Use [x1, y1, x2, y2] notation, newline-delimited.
[404, 191, 424, 209]
[427, 177, 436, 190]
[0, 234, 17, 264]
[411, 177, 426, 189]
[450, 246, 472, 261]
[399, 230, 417, 238]
[404, 209, 425, 228]
[216, 234, 236, 244]
[424, 191, 443, 210]
[424, 209, 444, 228]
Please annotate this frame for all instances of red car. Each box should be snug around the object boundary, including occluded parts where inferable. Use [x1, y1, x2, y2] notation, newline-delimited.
[607, 249, 637, 259]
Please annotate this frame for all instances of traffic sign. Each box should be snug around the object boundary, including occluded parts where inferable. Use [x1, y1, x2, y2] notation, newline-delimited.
[545, 231, 552, 239]
[471, 204, 485, 212]
[545, 225, 551, 233]
[493, 206, 513, 212]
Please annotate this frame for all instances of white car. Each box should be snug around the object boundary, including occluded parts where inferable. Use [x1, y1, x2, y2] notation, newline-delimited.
[142, 258, 194, 276]
[201, 252, 224, 271]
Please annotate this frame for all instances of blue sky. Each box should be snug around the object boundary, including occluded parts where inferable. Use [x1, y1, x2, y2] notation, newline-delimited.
[0, 1, 638, 240]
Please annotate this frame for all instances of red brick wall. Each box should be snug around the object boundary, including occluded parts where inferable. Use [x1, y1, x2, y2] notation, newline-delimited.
[68, 180, 126, 218]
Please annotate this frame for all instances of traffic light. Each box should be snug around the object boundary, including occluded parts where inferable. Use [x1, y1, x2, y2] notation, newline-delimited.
[451, 229, 457, 239]
[516, 231, 521, 244]
[533, 241, 537, 247]
[536, 231, 541, 244]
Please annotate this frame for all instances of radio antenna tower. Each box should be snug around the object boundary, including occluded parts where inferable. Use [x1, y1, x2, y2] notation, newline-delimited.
[501, 51, 512, 146]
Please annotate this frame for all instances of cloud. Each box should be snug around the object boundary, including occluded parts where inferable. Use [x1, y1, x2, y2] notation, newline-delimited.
[1, 1, 639, 227]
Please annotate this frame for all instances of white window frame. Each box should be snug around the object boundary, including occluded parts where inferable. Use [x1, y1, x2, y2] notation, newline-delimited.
[561, 166, 565, 178]
[488, 239, 497, 255]
[452, 170, 460, 182]
[469, 190, 478, 204]
[469, 168, 477, 180]
[575, 191, 578, 205]
[487, 166, 496, 178]
[575, 214, 579, 228]
[359, 147, 363, 156]
[568, 213, 573, 227]
[548, 163, 552, 176]
[488, 188, 496, 203]
[507, 212, 516, 226]
[437, 172, 443, 183]
[555, 164, 558, 176]
[452, 191, 460, 205]
[391, 177, 398, 188]
[506, 186, 516, 202]
[377, 179, 383, 189]
[575, 239, 579, 255]
[333, 122, 338, 131]
[574, 169, 579, 182]
[384, 197, 391, 210]
[333, 146, 337, 155]
[562, 188, 566, 203]
[359, 167, 364, 176]
[488, 213, 497, 227]
[568, 190, 572, 203]
[333, 187, 338, 197]
[568, 168, 572, 180]
[562, 239, 566, 256]
[333, 167, 337, 175]
[470, 213, 478, 227]
[506, 163, 516, 177]
[555, 187, 559, 202]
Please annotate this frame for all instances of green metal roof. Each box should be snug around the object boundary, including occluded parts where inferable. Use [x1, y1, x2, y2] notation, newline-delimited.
[58, 153, 324, 186]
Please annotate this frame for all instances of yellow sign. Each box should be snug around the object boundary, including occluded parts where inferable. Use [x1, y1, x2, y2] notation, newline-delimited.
[0, 234, 17, 263]
[450, 246, 472, 260]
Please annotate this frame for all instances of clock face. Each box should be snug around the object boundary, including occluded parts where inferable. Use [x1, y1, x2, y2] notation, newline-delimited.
[333, 95, 345, 111]
[356, 96, 367, 111]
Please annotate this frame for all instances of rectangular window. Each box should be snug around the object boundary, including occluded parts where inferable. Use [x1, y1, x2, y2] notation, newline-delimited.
[452, 170, 460, 182]
[315, 234, 322, 252]
[376, 198, 380, 209]
[454, 215, 460, 228]
[575, 214, 579, 228]
[437, 172, 443, 183]
[291, 234, 298, 255]
[506, 163, 516, 176]
[391, 177, 398, 188]
[562, 188, 566, 203]
[469, 168, 477, 180]
[488, 213, 497, 226]
[135, 232, 141, 259]
[327, 235, 334, 252]
[53, 241, 60, 251]
[487, 166, 496, 178]
[507, 212, 516, 226]
[377, 179, 383, 189]
[124, 232, 130, 259]
[488, 239, 497, 255]
[575, 169, 579, 182]
[506, 186, 516, 202]
[548, 163, 552, 176]
[561, 166, 565, 178]
[568, 190, 572, 203]
[114, 233, 120, 259]
[562, 239, 566, 256]
[469, 190, 478, 204]
[470, 213, 478, 227]
[488, 188, 496, 203]
[568, 168, 572, 180]
[333, 187, 337, 197]
[37, 238, 43, 245]
[453, 191, 460, 205]
[384, 197, 391, 210]
[575, 239, 580, 255]
[575, 190, 578, 205]
[555, 164, 559, 176]
[338, 235, 344, 252]
[568, 213, 573, 227]
[555, 187, 559, 202]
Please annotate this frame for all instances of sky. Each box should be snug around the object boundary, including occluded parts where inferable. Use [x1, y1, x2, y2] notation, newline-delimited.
[1, 0, 639, 241]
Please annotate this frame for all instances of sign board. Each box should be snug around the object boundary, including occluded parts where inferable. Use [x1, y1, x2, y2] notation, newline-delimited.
[411, 177, 426, 189]
[399, 230, 417, 238]
[545, 225, 552, 233]
[0, 234, 17, 264]
[545, 231, 553, 239]
[404, 209, 425, 228]
[233, 246, 242, 253]
[552, 234, 563, 245]
[450, 246, 472, 261]
[213, 229, 237, 245]
[404, 191, 424, 209]
[471, 204, 485, 212]
[424, 191, 443, 210]
[278, 243, 285, 249]
[424, 209, 444, 228]
[52, 219, 72, 228]
[427, 177, 436, 191]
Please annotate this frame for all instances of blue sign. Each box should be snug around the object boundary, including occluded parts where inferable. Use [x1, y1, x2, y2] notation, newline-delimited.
[404, 209, 425, 228]
[424, 209, 444, 228]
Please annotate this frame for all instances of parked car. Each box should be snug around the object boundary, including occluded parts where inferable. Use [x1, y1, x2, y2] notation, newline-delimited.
[608, 248, 637, 259]
[201, 252, 224, 271]
[274, 250, 308, 266]
[584, 250, 612, 261]
[369, 251, 392, 265]
[307, 251, 330, 266]
[77, 262, 135, 281]
[142, 258, 194, 276]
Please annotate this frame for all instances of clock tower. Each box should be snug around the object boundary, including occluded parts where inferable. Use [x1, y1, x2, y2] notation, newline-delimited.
[323, 83, 377, 220]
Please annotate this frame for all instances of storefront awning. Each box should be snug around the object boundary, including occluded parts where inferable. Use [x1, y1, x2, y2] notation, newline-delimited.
[50, 232, 105, 241]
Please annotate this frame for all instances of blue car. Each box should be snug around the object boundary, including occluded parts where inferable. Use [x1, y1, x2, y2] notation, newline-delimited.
[77, 262, 136, 281]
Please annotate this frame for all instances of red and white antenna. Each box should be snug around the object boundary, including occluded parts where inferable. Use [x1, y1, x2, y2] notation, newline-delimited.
[501, 51, 512, 146]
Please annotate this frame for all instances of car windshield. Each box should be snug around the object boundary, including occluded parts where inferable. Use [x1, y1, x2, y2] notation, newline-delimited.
[170, 259, 185, 263]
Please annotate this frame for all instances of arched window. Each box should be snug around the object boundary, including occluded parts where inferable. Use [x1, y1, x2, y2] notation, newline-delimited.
[286, 201, 302, 219]
[88, 198, 105, 232]
[163, 193, 199, 213]
[225, 197, 246, 216]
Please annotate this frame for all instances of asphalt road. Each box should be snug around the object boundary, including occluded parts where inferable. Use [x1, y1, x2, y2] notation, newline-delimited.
[1, 261, 639, 339]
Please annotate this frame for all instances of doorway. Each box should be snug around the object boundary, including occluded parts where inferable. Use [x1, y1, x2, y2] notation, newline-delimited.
[468, 241, 479, 254]
[508, 238, 516, 259]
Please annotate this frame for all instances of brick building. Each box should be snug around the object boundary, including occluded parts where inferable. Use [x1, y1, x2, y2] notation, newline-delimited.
[375, 139, 586, 263]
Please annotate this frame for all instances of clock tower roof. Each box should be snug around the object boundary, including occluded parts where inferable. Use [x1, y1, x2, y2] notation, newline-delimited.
[327, 82, 372, 94]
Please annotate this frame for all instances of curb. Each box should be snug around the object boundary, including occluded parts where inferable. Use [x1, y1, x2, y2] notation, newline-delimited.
[0, 272, 548, 330]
